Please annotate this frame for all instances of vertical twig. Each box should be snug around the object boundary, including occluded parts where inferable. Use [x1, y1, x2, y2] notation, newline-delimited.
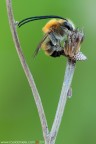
[6, 0, 49, 143]
[50, 59, 76, 144]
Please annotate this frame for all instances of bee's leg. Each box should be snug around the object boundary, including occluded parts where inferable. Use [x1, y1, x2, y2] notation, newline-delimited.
[48, 32, 57, 46]
[67, 87, 72, 98]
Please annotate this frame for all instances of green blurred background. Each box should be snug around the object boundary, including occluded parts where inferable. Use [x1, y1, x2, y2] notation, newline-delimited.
[0, 0, 96, 143]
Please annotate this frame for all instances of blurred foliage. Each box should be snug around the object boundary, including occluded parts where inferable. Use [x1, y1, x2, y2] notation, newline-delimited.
[0, 0, 96, 143]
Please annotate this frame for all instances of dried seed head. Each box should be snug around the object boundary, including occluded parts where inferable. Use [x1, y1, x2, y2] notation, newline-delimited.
[64, 28, 87, 61]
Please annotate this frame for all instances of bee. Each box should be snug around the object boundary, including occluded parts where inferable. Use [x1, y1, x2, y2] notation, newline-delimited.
[18, 15, 75, 58]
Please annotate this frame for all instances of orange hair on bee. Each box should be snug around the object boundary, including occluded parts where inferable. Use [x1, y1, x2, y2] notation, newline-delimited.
[42, 19, 59, 33]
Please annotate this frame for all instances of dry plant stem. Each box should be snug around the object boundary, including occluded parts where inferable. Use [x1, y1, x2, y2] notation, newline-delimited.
[6, 0, 49, 143]
[50, 59, 76, 144]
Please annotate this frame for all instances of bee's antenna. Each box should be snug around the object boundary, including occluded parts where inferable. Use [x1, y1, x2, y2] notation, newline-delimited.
[18, 15, 67, 27]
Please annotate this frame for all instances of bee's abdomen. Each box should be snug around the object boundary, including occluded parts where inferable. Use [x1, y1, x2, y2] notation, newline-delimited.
[51, 50, 64, 57]
[42, 38, 64, 57]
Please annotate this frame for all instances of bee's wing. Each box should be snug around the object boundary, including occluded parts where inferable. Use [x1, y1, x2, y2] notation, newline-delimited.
[34, 34, 48, 57]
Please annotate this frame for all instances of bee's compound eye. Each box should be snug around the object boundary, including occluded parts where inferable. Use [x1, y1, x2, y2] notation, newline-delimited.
[63, 21, 74, 31]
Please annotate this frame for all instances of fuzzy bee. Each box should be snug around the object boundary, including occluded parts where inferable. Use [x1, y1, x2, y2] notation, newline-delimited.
[18, 15, 86, 61]
[18, 15, 75, 57]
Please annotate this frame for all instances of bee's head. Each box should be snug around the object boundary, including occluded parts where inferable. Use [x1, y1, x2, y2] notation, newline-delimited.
[59, 19, 75, 31]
